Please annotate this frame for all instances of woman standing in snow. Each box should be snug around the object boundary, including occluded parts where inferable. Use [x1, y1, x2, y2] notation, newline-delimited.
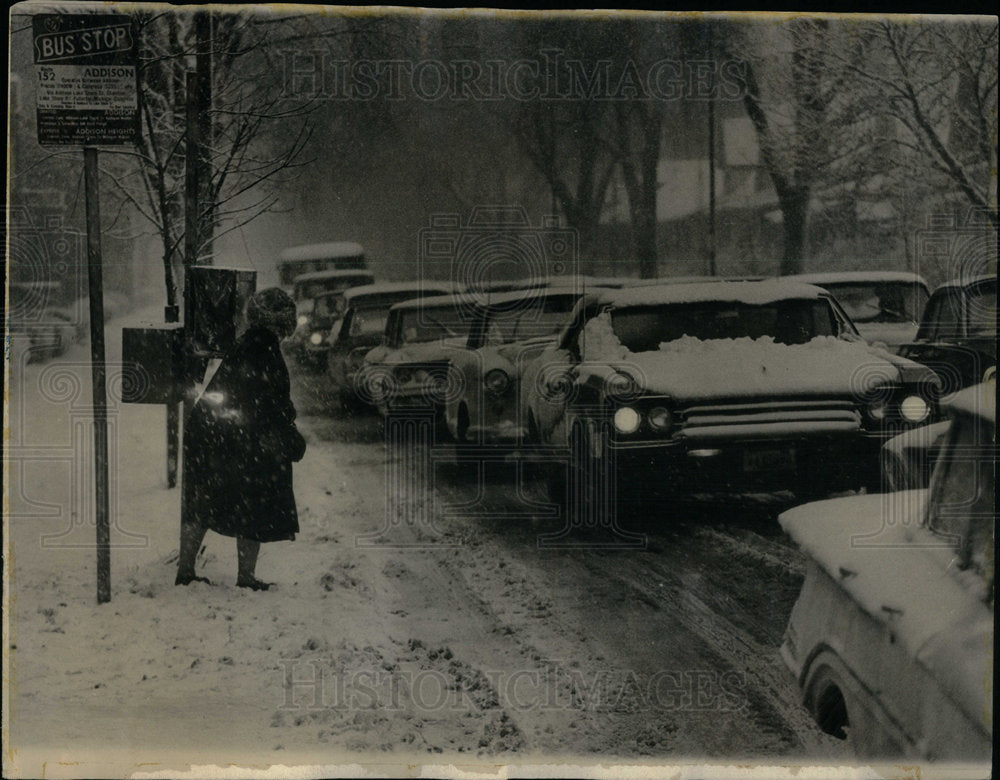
[177, 287, 306, 590]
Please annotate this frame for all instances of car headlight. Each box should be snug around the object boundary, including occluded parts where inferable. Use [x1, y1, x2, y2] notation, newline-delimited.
[900, 394, 929, 423]
[613, 406, 641, 434]
[297, 315, 308, 327]
[309, 332, 324, 345]
[484, 368, 509, 395]
[647, 406, 673, 431]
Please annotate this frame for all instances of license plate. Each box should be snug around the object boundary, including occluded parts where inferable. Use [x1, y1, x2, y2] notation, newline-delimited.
[743, 447, 796, 473]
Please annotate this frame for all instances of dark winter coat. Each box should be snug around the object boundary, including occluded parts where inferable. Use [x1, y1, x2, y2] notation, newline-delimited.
[183, 326, 306, 542]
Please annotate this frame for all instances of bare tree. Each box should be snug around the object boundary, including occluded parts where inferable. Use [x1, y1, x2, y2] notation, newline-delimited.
[728, 19, 863, 273]
[97, 9, 314, 309]
[841, 19, 997, 226]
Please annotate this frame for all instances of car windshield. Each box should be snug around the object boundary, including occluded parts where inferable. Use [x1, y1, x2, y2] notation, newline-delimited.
[399, 304, 470, 343]
[349, 306, 390, 337]
[825, 281, 928, 324]
[967, 281, 997, 338]
[484, 293, 578, 344]
[610, 298, 837, 351]
[313, 295, 345, 318]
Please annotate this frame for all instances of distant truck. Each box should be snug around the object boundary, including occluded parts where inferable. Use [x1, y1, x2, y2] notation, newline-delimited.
[276, 241, 367, 288]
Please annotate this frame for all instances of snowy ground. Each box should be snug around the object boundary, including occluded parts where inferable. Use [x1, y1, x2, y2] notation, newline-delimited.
[4, 306, 861, 778]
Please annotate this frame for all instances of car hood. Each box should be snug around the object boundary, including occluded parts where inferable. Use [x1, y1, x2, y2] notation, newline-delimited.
[597, 336, 901, 403]
[781, 491, 992, 735]
[378, 337, 467, 366]
[495, 336, 558, 365]
[855, 322, 919, 348]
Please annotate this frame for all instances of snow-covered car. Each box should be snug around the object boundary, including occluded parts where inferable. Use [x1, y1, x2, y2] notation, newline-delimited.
[326, 282, 454, 410]
[522, 280, 941, 517]
[443, 286, 586, 453]
[779, 378, 994, 761]
[898, 274, 996, 395]
[781, 271, 930, 352]
[362, 294, 474, 432]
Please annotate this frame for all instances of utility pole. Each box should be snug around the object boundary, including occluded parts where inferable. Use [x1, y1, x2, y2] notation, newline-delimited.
[707, 24, 717, 277]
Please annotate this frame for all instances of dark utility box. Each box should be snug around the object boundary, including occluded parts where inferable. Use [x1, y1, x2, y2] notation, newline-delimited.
[121, 324, 184, 404]
[184, 266, 256, 358]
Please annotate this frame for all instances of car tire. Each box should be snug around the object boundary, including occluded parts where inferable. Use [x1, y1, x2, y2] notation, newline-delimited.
[806, 665, 851, 741]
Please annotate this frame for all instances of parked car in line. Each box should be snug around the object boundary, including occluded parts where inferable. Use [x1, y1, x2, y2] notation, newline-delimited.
[443, 285, 589, 455]
[362, 293, 474, 433]
[898, 274, 996, 394]
[779, 377, 994, 761]
[521, 280, 941, 519]
[781, 271, 931, 352]
[287, 270, 376, 366]
[326, 282, 454, 410]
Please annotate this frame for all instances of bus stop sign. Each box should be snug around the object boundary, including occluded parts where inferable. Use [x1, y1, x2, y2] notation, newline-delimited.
[32, 13, 140, 146]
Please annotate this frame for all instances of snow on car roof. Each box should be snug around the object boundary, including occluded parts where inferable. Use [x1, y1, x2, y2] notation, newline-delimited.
[943, 379, 996, 424]
[388, 292, 469, 311]
[343, 281, 455, 301]
[293, 269, 375, 283]
[594, 279, 827, 308]
[783, 270, 929, 287]
[278, 242, 364, 262]
[471, 286, 589, 308]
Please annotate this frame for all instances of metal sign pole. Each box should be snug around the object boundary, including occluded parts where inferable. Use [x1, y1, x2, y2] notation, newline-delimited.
[84, 146, 111, 604]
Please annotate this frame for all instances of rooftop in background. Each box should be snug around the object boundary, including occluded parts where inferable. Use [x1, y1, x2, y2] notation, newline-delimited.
[278, 242, 364, 263]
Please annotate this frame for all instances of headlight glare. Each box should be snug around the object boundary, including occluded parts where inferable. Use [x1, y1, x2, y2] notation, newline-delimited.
[613, 406, 641, 434]
[648, 406, 673, 431]
[900, 395, 929, 423]
[309, 332, 324, 345]
[484, 368, 510, 394]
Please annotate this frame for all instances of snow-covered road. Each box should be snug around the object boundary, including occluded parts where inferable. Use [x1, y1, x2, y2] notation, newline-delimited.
[4, 316, 850, 776]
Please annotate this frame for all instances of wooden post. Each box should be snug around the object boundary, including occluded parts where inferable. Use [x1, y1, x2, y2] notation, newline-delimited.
[84, 147, 111, 604]
[707, 25, 717, 278]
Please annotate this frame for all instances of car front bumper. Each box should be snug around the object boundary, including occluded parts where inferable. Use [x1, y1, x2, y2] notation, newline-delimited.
[605, 430, 885, 495]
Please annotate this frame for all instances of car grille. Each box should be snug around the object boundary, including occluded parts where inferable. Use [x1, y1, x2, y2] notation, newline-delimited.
[678, 399, 861, 440]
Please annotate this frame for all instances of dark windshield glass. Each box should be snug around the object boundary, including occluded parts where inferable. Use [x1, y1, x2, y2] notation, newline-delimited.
[610, 299, 836, 351]
[484, 293, 579, 344]
[350, 306, 390, 337]
[400, 305, 471, 343]
[968, 281, 997, 338]
[825, 282, 928, 324]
